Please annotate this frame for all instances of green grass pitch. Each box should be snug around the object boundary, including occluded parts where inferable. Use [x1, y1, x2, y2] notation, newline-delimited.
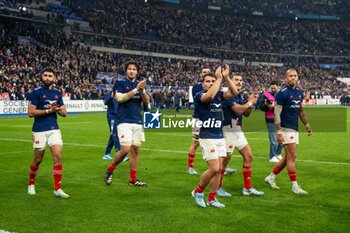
[0, 107, 349, 233]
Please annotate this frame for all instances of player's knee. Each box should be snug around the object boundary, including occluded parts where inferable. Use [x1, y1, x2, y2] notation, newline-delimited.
[120, 146, 131, 155]
[193, 141, 199, 147]
[286, 153, 296, 161]
[213, 167, 220, 175]
[209, 165, 220, 175]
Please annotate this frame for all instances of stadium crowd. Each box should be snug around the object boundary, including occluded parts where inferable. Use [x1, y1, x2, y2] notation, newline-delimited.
[1, 26, 348, 106]
[184, 0, 350, 15]
[76, 0, 350, 57]
[1, 1, 349, 64]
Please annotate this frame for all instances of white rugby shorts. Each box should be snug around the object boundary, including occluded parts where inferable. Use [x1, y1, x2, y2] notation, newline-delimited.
[32, 129, 63, 150]
[199, 138, 226, 161]
[280, 127, 299, 145]
[223, 121, 248, 153]
[117, 123, 145, 146]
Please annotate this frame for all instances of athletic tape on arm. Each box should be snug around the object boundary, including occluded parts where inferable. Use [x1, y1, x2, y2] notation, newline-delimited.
[115, 93, 130, 103]
[274, 107, 282, 124]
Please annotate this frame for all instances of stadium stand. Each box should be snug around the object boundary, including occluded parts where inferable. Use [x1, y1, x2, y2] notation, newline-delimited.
[183, 0, 350, 16]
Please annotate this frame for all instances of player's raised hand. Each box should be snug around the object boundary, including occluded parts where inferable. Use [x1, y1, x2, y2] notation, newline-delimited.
[137, 80, 146, 91]
[214, 66, 223, 80]
[248, 93, 258, 104]
[221, 64, 230, 79]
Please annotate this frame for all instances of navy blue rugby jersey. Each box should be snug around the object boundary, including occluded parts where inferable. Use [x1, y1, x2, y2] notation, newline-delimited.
[113, 77, 142, 124]
[192, 83, 203, 118]
[275, 85, 304, 131]
[29, 86, 64, 132]
[195, 90, 224, 139]
[222, 93, 247, 127]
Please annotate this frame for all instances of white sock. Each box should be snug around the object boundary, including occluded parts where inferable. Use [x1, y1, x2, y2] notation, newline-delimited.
[269, 173, 276, 179]
[292, 181, 298, 188]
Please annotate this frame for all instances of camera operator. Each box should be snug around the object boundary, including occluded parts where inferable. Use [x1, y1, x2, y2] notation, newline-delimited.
[260, 80, 282, 162]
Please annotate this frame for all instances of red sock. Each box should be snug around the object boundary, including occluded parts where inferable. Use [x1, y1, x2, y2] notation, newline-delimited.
[194, 184, 204, 193]
[243, 165, 252, 189]
[107, 163, 116, 173]
[188, 153, 195, 168]
[29, 165, 39, 185]
[218, 169, 225, 188]
[288, 170, 297, 182]
[53, 164, 62, 191]
[208, 192, 216, 202]
[130, 169, 137, 181]
[272, 165, 283, 175]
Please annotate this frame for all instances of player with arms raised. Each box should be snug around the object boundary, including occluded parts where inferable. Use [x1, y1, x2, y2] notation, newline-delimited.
[191, 65, 238, 208]
[220, 74, 264, 197]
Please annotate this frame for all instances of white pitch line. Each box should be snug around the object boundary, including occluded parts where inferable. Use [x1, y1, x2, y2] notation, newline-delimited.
[0, 150, 29, 155]
[0, 137, 349, 165]
[59, 121, 93, 125]
[151, 131, 267, 137]
[0, 138, 31, 143]
[298, 159, 350, 165]
[0, 230, 18, 233]
[0, 121, 93, 127]
[148, 132, 268, 140]
[0, 124, 30, 128]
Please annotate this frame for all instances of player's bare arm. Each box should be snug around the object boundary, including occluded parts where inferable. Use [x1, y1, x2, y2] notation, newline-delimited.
[200, 67, 222, 103]
[140, 80, 150, 105]
[243, 93, 257, 117]
[222, 64, 238, 99]
[57, 105, 67, 117]
[115, 80, 146, 103]
[28, 104, 46, 117]
[28, 104, 55, 117]
[299, 104, 312, 136]
[230, 94, 256, 116]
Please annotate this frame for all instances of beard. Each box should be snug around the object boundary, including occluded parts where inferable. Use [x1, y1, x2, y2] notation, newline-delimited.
[43, 80, 54, 87]
[288, 82, 296, 87]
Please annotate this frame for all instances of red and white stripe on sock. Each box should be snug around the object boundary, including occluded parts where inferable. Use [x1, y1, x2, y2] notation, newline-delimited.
[29, 165, 39, 185]
[53, 164, 62, 191]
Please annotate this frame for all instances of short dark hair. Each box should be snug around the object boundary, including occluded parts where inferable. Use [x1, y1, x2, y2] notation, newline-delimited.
[270, 80, 279, 86]
[201, 66, 210, 71]
[232, 73, 242, 77]
[42, 67, 56, 76]
[124, 60, 140, 72]
[202, 72, 215, 81]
